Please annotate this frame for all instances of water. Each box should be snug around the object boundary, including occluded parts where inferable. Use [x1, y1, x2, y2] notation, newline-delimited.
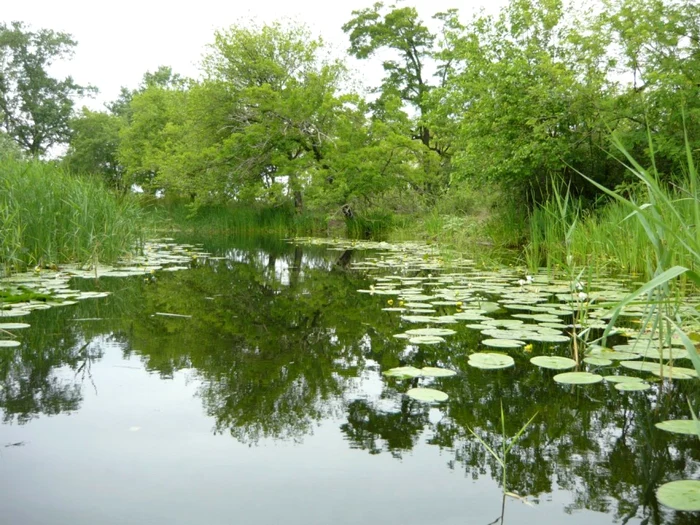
[0, 235, 698, 524]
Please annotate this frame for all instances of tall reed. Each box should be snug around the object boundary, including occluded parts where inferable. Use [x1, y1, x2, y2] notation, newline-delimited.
[0, 157, 144, 273]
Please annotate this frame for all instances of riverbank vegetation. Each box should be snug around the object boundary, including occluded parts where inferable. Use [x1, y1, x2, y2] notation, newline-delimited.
[1, 0, 699, 278]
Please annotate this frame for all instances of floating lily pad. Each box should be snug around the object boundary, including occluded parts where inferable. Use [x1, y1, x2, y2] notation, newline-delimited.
[615, 381, 651, 391]
[409, 336, 445, 345]
[553, 372, 603, 385]
[530, 356, 577, 370]
[583, 357, 613, 366]
[468, 353, 515, 369]
[656, 479, 700, 511]
[604, 375, 646, 384]
[406, 387, 449, 402]
[655, 420, 700, 436]
[0, 323, 31, 330]
[421, 367, 457, 377]
[405, 328, 456, 337]
[482, 338, 525, 348]
[527, 334, 571, 343]
[0, 340, 21, 347]
[383, 366, 423, 378]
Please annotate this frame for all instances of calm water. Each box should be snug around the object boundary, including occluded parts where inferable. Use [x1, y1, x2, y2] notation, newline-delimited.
[0, 235, 698, 525]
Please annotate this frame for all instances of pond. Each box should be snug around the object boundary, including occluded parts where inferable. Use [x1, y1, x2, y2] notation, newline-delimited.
[0, 234, 699, 525]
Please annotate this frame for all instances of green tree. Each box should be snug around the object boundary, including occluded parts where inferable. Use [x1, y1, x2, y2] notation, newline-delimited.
[0, 21, 93, 155]
[64, 108, 124, 189]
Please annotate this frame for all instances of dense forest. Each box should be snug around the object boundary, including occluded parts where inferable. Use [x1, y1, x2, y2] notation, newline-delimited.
[1, 0, 699, 268]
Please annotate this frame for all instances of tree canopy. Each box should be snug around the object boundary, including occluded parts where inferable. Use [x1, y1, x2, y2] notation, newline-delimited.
[0, 21, 92, 155]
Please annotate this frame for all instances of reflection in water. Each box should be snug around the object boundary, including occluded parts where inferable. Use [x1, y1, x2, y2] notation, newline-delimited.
[0, 234, 698, 524]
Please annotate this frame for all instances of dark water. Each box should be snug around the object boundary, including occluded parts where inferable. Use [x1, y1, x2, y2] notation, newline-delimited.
[0, 235, 698, 525]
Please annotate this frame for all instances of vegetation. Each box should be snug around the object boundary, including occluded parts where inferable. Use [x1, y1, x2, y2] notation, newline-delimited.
[0, 157, 143, 273]
[2, 0, 699, 272]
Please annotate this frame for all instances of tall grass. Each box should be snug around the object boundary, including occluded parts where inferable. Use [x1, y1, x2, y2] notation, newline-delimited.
[0, 157, 143, 273]
[526, 170, 699, 279]
[143, 199, 331, 237]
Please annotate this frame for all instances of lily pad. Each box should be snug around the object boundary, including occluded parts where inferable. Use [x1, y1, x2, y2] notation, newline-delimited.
[0, 340, 21, 348]
[583, 357, 613, 366]
[656, 479, 700, 511]
[655, 420, 700, 436]
[530, 356, 577, 370]
[482, 338, 525, 348]
[468, 353, 515, 370]
[0, 323, 31, 330]
[405, 328, 456, 337]
[604, 375, 646, 384]
[527, 334, 571, 343]
[383, 366, 423, 379]
[615, 381, 651, 391]
[421, 367, 457, 377]
[553, 372, 603, 385]
[406, 387, 449, 402]
[409, 336, 445, 345]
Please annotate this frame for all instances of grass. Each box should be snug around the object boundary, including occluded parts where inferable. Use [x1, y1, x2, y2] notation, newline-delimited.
[0, 157, 144, 274]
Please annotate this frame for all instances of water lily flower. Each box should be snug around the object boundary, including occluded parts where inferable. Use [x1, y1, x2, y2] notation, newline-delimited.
[578, 292, 588, 301]
[387, 299, 394, 306]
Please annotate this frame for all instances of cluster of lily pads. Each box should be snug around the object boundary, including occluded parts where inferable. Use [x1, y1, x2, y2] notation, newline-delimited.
[0, 239, 209, 348]
[294, 238, 700, 511]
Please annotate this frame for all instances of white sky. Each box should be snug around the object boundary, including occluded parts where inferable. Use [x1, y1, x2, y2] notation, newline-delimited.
[2, 0, 509, 110]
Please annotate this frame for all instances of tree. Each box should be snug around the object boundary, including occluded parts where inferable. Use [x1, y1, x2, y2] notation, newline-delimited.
[0, 21, 92, 155]
[64, 108, 124, 189]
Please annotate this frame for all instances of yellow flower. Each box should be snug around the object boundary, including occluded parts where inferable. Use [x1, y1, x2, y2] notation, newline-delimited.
[387, 299, 394, 306]
[524, 344, 533, 353]
[456, 301, 463, 307]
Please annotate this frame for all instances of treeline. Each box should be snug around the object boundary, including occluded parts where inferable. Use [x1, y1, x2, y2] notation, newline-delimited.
[2, 0, 699, 224]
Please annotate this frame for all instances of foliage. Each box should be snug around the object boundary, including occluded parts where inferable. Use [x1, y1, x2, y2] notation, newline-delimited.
[0, 157, 143, 272]
[0, 21, 93, 155]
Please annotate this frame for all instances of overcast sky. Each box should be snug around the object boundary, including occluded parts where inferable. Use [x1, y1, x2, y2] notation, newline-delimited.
[2, 0, 508, 110]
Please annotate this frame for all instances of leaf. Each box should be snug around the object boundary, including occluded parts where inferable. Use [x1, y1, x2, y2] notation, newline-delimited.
[530, 356, 577, 370]
[406, 387, 448, 402]
[655, 420, 700, 436]
[468, 352, 515, 370]
[656, 480, 700, 511]
[553, 372, 603, 385]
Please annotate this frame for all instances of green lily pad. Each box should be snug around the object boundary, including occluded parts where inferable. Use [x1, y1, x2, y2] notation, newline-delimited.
[482, 338, 525, 348]
[468, 353, 515, 370]
[655, 420, 700, 436]
[0, 340, 21, 348]
[583, 357, 613, 366]
[527, 334, 571, 343]
[0, 323, 31, 330]
[530, 355, 577, 370]
[383, 366, 423, 378]
[405, 328, 456, 337]
[420, 367, 457, 377]
[604, 375, 646, 384]
[553, 372, 603, 385]
[406, 387, 449, 402]
[409, 336, 445, 345]
[656, 479, 700, 511]
[615, 381, 651, 391]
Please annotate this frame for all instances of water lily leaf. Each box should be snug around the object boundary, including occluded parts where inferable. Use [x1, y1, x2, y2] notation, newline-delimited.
[405, 328, 456, 337]
[655, 420, 700, 436]
[527, 334, 571, 343]
[383, 366, 423, 379]
[409, 335, 445, 345]
[657, 479, 700, 511]
[421, 367, 457, 377]
[615, 381, 651, 391]
[583, 357, 613, 366]
[406, 387, 449, 402]
[0, 323, 30, 330]
[482, 338, 525, 348]
[553, 372, 603, 385]
[0, 340, 21, 347]
[530, 356, 577, 370]
[468, 353, 515, 369]
[604, 375, 645, 384]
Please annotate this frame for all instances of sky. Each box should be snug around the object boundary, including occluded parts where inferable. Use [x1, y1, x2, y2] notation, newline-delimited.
[2, 0, 509, 110]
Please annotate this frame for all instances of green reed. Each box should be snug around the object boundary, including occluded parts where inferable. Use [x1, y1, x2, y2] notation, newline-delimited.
[0, 157, 144, 273]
